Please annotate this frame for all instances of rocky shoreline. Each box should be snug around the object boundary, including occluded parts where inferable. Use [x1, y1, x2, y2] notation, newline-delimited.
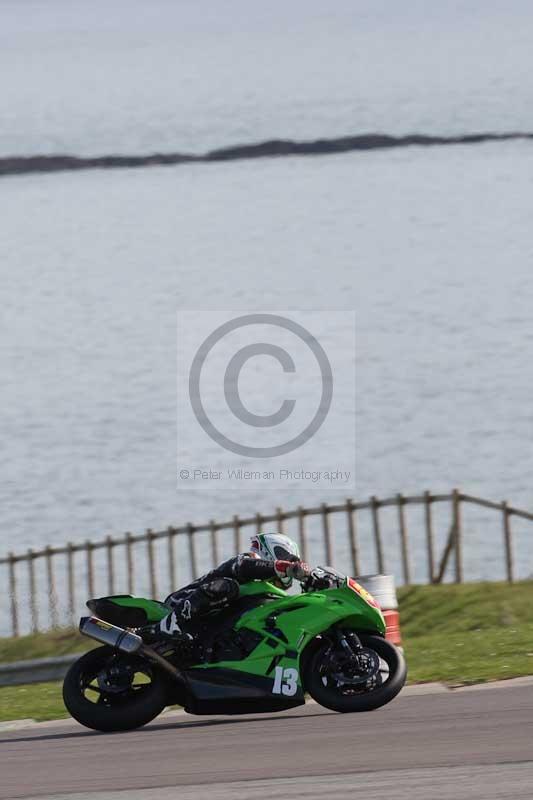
[2, 131, 532, 177]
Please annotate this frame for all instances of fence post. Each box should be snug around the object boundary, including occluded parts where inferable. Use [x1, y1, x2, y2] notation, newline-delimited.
[106, 535, 115, 596]
[66, 543, 75, 627]
[45, 546, 59, 628]
[167, 527, 177, 591]
[125, 532, 134, 595]
[370, 496, 385, 573]
[435, 522, 456, 583]
[452, 489, 463, 583]
[210, 520, 219, 567]
[276, 507, 285, 536]
[86, 540, 95, 599]
[297, 506, 309, 563]
[396, 493, 412, 585]
[321, 503, 333, 565]
[8, 554, 19, 637]
[346, 499, 360, 576]
[502, 501, 514, 583]
[424, 490, 435, 583]
[146, 529, 157, 598]
[233, 515, 242, 553]
[255, 512, 263, 536]
[27, 549, 38, 633]
[187, 523, 198, 581]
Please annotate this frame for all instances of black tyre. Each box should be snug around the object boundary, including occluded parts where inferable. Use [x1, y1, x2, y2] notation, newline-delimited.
[304, 633, 407, 713]
[62, 646, 168, 732]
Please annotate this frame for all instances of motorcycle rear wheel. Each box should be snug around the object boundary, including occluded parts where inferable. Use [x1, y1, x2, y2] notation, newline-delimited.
[63, 645, 168, 732]
[304, 633, 406, 713]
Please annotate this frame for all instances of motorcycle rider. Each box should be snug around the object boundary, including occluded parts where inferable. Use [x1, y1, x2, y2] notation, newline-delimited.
[150, 532, 326, 641]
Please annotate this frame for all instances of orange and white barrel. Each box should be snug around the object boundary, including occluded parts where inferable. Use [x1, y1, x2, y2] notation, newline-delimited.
[357, 574, 403, 650]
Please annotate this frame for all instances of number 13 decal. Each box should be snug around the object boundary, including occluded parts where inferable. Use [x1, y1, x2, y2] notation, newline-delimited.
[272, 666, 298, 696]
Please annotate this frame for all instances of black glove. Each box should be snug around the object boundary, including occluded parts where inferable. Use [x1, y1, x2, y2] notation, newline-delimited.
[302, 567, 337, 591]
[303, 567, 331, 592]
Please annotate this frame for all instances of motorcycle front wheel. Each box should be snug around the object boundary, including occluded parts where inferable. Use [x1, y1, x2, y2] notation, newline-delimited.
[304, 633, 406, 713]
[63, 645, 168, 732]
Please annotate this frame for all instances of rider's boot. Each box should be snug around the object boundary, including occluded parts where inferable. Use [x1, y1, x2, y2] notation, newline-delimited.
[140, 584, 232, 646]
[139, 610, 194, 647]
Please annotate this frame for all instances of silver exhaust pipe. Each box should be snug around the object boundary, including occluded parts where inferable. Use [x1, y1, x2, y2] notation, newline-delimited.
[79, 616, 143, 654]
[79, 616, 186, 684]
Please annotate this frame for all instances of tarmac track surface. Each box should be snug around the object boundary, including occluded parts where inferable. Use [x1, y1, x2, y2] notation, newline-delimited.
[2, 682, 533, 800]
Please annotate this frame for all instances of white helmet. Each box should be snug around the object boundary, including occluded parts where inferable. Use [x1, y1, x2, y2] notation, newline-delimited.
[249, 533, 300, 587]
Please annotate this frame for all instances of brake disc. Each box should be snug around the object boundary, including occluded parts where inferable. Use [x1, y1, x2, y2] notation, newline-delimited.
[330, 647, 381, 686]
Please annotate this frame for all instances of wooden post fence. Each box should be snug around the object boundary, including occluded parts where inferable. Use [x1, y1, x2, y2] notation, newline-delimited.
[146, 529, 157, 599]
[28, 549, 38, 633]
[106, 535, 115, 596]
[187, 523, 198, 581]
[345, 499, 360, 576]
[276, 507, 285, 536]
[452, 488, 463, 583]
[209, 520, 219, 568]
[397, 493, 411, 585]
[424, 490, 435, 583]
[167, 526, 177, 592]
[297, 506, 309, 563]
[8, 554, 18, 638]
[66, 543, 75, 627]
[125, 532, 134, 595]
[86, 540, 95, 600]
[233, 515, 241, 554]
[321, 503, 333, 565]
[4, 489, 533, 635]
[502, 501, 514, 583]
[370, 496, 385, 574]
[45, 546, 59, 628]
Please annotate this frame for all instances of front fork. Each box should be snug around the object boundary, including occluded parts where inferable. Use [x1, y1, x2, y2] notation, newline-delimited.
[327, 627, 380, 682]
[335, 628, 363, 657]
[318, 627, 362, 673]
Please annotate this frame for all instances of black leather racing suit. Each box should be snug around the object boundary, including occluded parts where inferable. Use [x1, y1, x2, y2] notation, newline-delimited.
[160, 554, 283, 634]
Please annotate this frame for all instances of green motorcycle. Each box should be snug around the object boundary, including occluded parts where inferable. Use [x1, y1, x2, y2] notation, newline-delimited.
[63, 568, 407, 732]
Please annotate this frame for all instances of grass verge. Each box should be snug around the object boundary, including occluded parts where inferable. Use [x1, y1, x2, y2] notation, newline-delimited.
[0, 628, 90, 664]
[399, 580, 533, 684]
[0, 682, 69, 724]
[1, 580, 533, 722]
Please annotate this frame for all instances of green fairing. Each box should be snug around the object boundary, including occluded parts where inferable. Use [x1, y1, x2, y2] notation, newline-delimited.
[105, 580, 385, 692]
[195, 579, 386, 689]
[238, 581, 287, 599]
[107, 595, 169, 622]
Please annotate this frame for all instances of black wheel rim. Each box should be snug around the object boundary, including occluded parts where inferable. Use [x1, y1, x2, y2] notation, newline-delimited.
[78, 654, 155, 709]
[320, 643, 393, 697]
